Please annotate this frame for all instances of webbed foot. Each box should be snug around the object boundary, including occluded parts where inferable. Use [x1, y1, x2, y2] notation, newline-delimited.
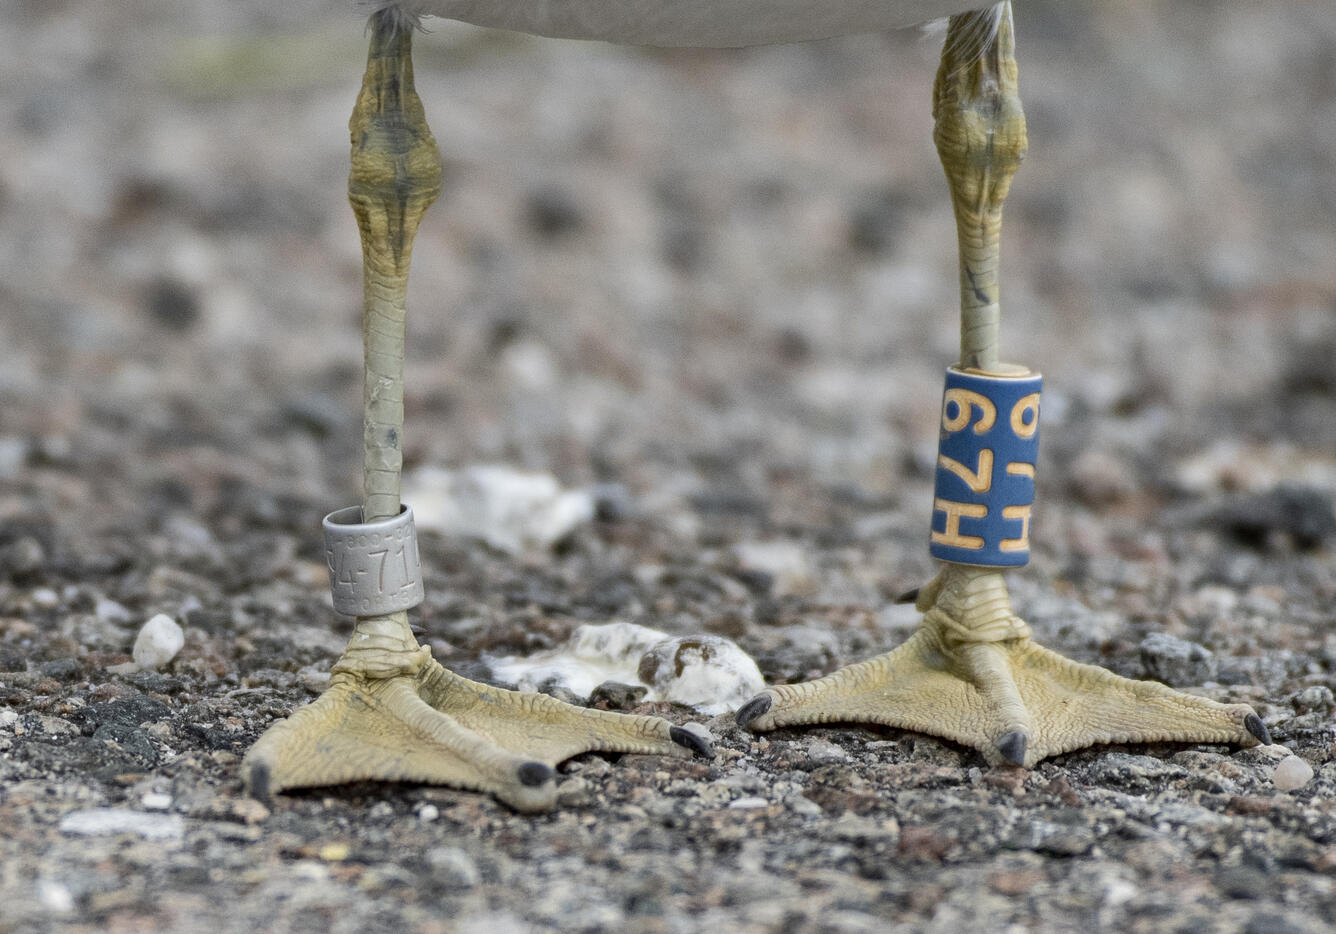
[738, 564, 1267, 767]
[245, 650, 708, 811]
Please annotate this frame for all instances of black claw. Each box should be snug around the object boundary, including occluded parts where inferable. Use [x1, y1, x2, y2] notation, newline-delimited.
[1244, 713, 1271, 746]
[248, 763, 271, 805]
[669, 726, 714, 759]
[997, 730, 1028, 766]
[895, 587, 921, 604]
[409, 622, 427, 637]
[517, 761, 553, 787]
[735, 695, 772, 731]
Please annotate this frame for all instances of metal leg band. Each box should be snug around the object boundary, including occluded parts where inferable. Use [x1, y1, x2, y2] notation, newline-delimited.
[323, 505, 425, 617]
[929, 366, 1041, 567]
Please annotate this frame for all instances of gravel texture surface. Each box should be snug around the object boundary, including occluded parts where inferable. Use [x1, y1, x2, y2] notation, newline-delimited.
[2, 1, 1335, 932]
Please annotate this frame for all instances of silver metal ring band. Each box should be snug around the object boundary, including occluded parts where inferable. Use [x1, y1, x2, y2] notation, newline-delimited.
[322, 505, 425, 617]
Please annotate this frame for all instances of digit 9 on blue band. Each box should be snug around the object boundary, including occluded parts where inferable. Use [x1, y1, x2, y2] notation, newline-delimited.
[929, 366, 1041, 567]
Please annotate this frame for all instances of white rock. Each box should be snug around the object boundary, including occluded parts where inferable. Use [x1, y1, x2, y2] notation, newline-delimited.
[728, 796, 770, 810]
[1273, 755, 1314, 792]
[59, 808, 184, 840]
[786, 793, 824, 817]
[733, 540, 815, 597]
[140, 792, 173, 811]
[36, 879, 74, 914]
[402, 465, 595, 554]
[94, 597, 132, 622]
[131, 614, 185, 670]
[805, 740, 848, 764]
[426, 846, 481, 889]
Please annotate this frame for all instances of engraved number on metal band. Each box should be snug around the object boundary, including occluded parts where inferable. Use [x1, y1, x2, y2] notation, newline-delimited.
[322, 505, 426, 617]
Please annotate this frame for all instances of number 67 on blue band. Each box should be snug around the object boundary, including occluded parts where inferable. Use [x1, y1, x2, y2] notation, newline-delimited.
[929, 366, 1042, 567]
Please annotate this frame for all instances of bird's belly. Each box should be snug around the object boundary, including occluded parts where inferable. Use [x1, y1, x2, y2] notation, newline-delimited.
[387, 0, 992, 47]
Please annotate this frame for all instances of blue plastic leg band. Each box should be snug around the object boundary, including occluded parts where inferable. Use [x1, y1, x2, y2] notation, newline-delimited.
[929, 366, 1042, 567]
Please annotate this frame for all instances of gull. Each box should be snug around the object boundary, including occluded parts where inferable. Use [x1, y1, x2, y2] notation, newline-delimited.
[242, 0, 1269, 810]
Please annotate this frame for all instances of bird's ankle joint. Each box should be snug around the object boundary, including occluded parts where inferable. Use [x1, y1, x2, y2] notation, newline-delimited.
[926, 606, 1032, 647]
[333, 643, 430, 681]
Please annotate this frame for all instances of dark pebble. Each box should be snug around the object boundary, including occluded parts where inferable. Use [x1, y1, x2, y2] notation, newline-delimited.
[38, 657, 82, 681]
[1139, 632, 1216, 687]
[1215, 866, 1267, 900]
[1202, 485, 1336, 550]
[128, 671, 185, 694]
[0, 644, 28, 672]
[144, 277, 200, 332]
[525, 187, 584, 238]
[531, 678, 586, 708]
[92, 722, 159, 766]
[0, 537, 45, 582]
[848, 187, 912, 255]
[184, 609, 232, 635]
[589, 681, 647, 711]
[584, 573, 640, 614]
[590, 483, 633, 523]
[1243, 914, 1309, 934]
[18, 734, 155, 780]
[71, 694, 171, 735]
[689, 490, 768, 519]
[730, 568, 774, 597]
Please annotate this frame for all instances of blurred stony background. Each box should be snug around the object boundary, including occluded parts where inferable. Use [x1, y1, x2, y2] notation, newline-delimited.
[1, 1, 1334, 932]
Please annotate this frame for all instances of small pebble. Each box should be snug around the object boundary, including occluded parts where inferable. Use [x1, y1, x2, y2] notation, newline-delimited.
[426, 847, 480, 890]
[1273, 755, 1313, 791]
[318, 843, 350, 862]
[37, 879, 73, 914]
[140, 792, 173, 811]
[95, 598, 133, 623]
[786, 794, 824, 818]
[59, 808, 184, 841]
[132, 614, 185, 670]
[418, 804, 439, 822]
[728, 796, 770, 809]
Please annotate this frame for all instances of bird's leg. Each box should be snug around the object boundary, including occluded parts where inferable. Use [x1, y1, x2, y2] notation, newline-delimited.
[242, 11, 708, 812]
[738, 3, 1269, 766]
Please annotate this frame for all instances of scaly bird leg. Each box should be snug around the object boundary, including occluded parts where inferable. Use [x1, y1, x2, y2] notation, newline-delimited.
[242, 12, 708, 812]
[737, 4, 1269, 766]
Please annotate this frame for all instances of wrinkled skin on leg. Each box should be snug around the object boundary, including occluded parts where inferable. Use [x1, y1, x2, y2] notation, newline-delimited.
[241, 12, 709, 812]
[738, 4, 1270, 766]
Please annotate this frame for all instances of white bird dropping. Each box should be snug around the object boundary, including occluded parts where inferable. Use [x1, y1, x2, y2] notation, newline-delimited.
[131, 614, 185, 670]
[487, 622, 764, 715]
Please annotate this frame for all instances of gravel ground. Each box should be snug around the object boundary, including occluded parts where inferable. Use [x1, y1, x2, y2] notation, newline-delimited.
[2, 1, 1335, 932]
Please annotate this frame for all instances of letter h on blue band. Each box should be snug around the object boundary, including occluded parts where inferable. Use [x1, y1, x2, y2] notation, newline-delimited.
[929, 367, 1041, 567]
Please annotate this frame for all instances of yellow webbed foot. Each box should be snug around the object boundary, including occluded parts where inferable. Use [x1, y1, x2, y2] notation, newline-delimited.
[244, 653, 709, 812]
[737, 564, 1269, 767]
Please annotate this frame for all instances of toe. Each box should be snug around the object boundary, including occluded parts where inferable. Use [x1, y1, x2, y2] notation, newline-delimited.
[517, 761, 554, 787]
[1244, 713, 1271, 746]
[735, 694, 772, 730]
[246, 760, 272, 804]
[996, 730, 1028, 767]
[669, 725, 714, 759]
